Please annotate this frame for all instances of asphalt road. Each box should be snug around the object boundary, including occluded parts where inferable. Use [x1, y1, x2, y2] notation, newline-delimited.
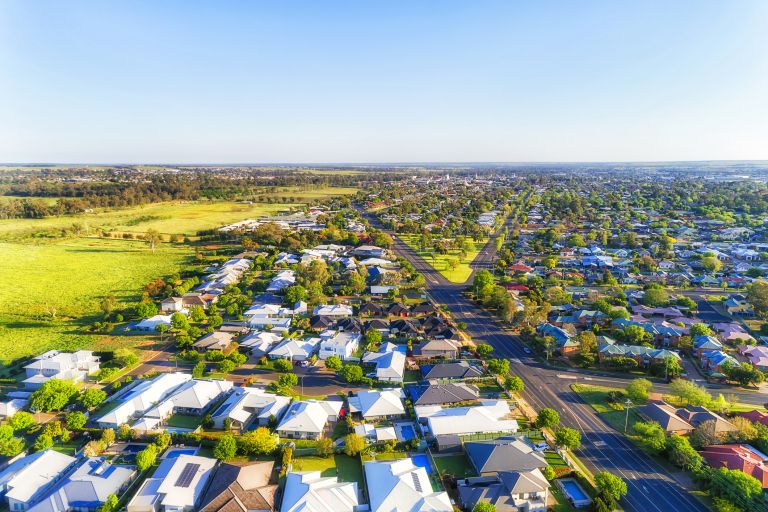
[367, 210, 711, 512]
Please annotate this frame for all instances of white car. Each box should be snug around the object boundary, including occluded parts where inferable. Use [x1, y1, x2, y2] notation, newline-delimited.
[533, 442, 549, 452]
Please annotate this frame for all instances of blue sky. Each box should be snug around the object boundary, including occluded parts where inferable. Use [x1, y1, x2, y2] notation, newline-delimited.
[1, 1, 767, 163]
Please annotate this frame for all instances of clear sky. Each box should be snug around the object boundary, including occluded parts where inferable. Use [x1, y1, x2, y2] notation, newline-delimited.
[2, 1, 768, 164]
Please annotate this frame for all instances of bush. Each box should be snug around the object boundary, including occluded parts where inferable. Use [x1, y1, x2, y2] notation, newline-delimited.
[274, 359, 293, 372]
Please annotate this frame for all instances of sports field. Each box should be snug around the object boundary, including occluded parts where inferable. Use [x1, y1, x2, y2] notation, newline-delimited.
[0, 238, 189, 365]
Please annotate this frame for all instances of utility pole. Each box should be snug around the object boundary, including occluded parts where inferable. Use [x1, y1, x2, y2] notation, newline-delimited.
[624, 398, 633, 433]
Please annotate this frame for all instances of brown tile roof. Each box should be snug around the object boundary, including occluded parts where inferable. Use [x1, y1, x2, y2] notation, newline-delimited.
[199, 461, 277, 512]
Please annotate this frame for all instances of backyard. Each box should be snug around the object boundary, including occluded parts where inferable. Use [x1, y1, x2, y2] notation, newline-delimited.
[292, 454, 363, 484]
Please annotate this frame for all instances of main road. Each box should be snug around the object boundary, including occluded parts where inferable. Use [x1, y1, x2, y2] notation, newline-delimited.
[365, 209, 710, 512]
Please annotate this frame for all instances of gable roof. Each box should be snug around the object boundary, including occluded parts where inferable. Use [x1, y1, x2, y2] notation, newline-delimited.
[637, 400, 694, 433]
[348, 389, 405, 418]
[280, 471, 358, 512]
[199, 461, 277, 512]
[364, 459, 451, 512]
[465, 438, 547, 474]
[408, 383, 480, 406]
[420, 362, 484, 380]
[276, 400, 342, 434]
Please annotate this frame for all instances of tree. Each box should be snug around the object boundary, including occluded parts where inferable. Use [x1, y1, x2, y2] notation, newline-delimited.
[274, 359, 293, 372]
[669, 379, 711, 406]
[642, 288, 669, 307]
[0, 436, 24, 457]
[344, 433, 366, 456]
[277, 373, 299, 389]
[536, 408, 560, 429]
[34, 433, 54, 452]
[8, 411, 36, 431]
[189, 305, 207, 323]
[473, 270, 494, 296]
[100, 295, 118, 317]
[728, 416, 758, 444]
[621, 324, 653, 345]
[135, 300, 158, 319]
[595, 472, 627, 503]
[472, 503, 496, 512]
[666, 434, 703, 471]
[66, 411, 87, 430]
[690, 419, 720, 448]
[80, 388, 107, 409]
[748, 280, 768, 319]
[625, 378, 653, 404]
[102, 428, 115, 447]
[339, 365, 364, 383]
[475, 343, 494, 358]
[702, 255, 723, 273]
[96, 494, 119, 512]
[214, 434, 238, 460]
[316, 436, 334, 457]
[504, 375, 525, 392]
[325, 356, 343, 371]
[30, 379, 79, 412]
[192, 361, 206, 378]
[143, 229, 162, 252]
[689, 323, 714, 338]
[487, 358, 510, 376]
[218, 359, 236, 374]
[365, 329, 382, 348]
[446, 257, 459, 275]
[554, 427, 581, 450]
[284, 285, 307, 305]
[238, 427, 277, 455]
[576, 331, 597, 354]
[136, 444, 157, 471]
[543, 466, 556, 480]
[633, 421, 667, 453]
[209, 314, 223, 328]
[721, 361, 765, 387]
[709, 467, 764, 512]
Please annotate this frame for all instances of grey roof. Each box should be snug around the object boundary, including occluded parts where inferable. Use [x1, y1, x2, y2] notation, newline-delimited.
[409, 383, 479, 406]
[421, 362, 484, 380]
[465, 438, 547, 474]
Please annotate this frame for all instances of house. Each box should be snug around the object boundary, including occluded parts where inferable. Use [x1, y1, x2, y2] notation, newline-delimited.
[693, 336, 723, 357]
[23, 350, 100, 390]
[420, 361, 484, 380]
[724, 295, 754, 316]
[336, 317, 363, 333]
[28, 457, 136, 512]
[364, 459, 452, 512]
[417, 400, 519, 437]
[408, 383, 480, 406]
[310, 315, 334, 331]
[458, 469, 550, 512]
[701, 445, 768, 489]
[193, 331, 236, 352]
[312, 304, 353, 317]
[97, 372, 192, 428]
[387, 302, 410, 317]
[362, 343, 406, 383]
[465, 438, 547, 475]
[354, 424, 398, 442]
[351, 245, 388, 258]
[637, 400, 695, 435]
[160, 297, 184, 313]
[421, 316, 459, 340]
[0, 450, 77, 512]
[412, 302, 437, 315]
[245, 301, 306, 331]
[676, 406, 738, 435]
[738, 410, 768, 427]
[133, 379, 233, 431]
[359, 302, 384, 317]
[348, 389, 406, 420]
[318, 331, 361, 360]
[135, 315, 173, 332]
[211, 387, 291, 430]
[266, 270, 295, 293]
[149, 454, 216, 512]
[198, 461, 277, 512]
[536, 323, 577, 356]
[413, 339, 462, 359]
[276, 400, 343, 440]
[239, 331, 283, 357]
[700, 350, 739, 373]
[390, 319, 421, 338]
[280, 472, 358, 512]
[268, 337, 321, 361]
[0, 398, 28, 418]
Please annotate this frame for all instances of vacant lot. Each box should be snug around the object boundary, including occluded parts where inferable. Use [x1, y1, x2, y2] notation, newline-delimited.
[0, 187, 357, 240]
[398, 233, 487, 283]
[0, 238, 189, 365]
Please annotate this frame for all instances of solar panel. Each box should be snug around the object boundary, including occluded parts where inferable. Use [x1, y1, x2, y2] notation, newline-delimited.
[410, 471, 423, 492]
[175, 463, 200, 488]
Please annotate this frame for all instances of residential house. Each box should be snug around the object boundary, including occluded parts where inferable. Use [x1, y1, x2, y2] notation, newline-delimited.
[693, 336, 723, 358]
[458, 469, 550, 512]
[0, 398, 27, 419]
[97, 372, 192, 428]
[135, 315, 173, 332]
[0, 450, 77, 512]
[336, 317, 363, 333]
[318, 331, 361, 361]
[312, 304, 353, 317]
[268, 337, 322, 361]
[198, 461, 277, 512]
[676, 406, 738, 435]
[417, 400, 519, 437]
[536, 323, 577, 356]
[465, 438, 547, 475]
[133, 379, 233, 431]
[276, 400, 343, 440]
[359, 302, 384, 317]
[700, 350, 739, 373]
[724, 295, 754, 316]
[390, 319, 421, 338]
[637, 400, 695, 435]
[387, 303, 410, 317]
[408, 383, 480, 406]
[420, 361, 484, 381]
[239, 331, 283, 358]
[701, 445, 768, 489]
[266, 270, 295, 293]
[364, 459, 451, 512]
[350, 245, 387, 258]
[160, 297, 184, 313]
[148, 455, 216, 512]
[211, 387, 291, 430]
[362, 343, 406, 383]
[28, 457, 136, 512]
[348, 389, 406, 420]
[413, 339, 462, 359]
[740, 346, 768, 371]
[738, 410, 768, 427]
[280, 472, 358, 512]
[193, 331, 236, 352]
[22, 350, 100, 390]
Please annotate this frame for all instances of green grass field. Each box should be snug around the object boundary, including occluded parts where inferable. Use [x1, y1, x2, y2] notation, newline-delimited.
[0, 238, 189, 366]
[397, 233, 487, 283]
[0, 187, 357, 240]
[432, 454, 476, 478]
[292, 455, 363, 483]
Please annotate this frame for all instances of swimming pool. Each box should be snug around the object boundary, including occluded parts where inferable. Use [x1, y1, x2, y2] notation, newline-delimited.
[411, 454, 433, 474]
[399, 424, 416, 440]
[558, 478, 592, 508]
[163, 448, 199, 459]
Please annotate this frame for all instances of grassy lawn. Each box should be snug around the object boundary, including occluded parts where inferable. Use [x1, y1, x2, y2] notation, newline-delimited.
[52, 440, 83, 455]
[363, 451, 408, 462]
[477, 382, 503, 396]
[432, 454, 476, 478]
[166, 414, 202, 429]
[398, 234, 487, 284]
[0, 238, 189, 366]
[570, 384, 643, 435]
[0, 191, 356, 240]
[292, 455, 363, 484]
[551, 485, 578, 512]
[544, 451, 569, 469]
[403, 369, 422, 383]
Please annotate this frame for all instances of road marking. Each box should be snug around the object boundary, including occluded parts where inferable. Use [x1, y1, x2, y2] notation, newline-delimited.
[510, 358, 522, 364]
[594, 441, 607, 447]
[557, 374, 578, 379]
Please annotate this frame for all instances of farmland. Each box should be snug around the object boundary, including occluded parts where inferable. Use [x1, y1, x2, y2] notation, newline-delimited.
[0, 186, 357, 240]
[0, 238, 190, 365]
